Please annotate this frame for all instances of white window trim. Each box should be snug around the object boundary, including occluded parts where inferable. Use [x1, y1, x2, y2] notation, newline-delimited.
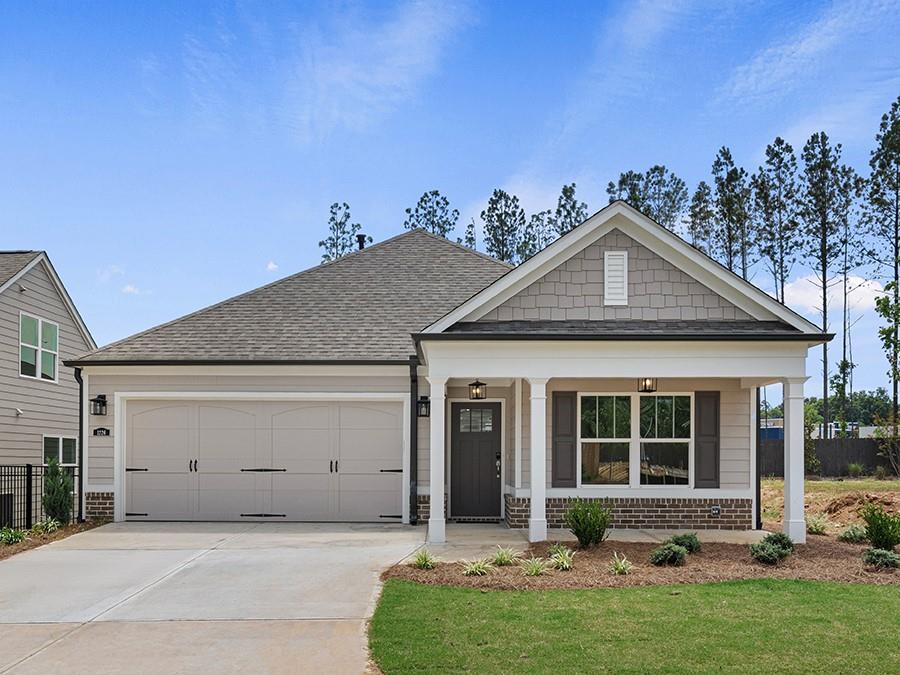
[19, 311, 59, 384]
[42, 434, 79, 466]
[603, 250, 628, 306]
[576, 392, 694, 490]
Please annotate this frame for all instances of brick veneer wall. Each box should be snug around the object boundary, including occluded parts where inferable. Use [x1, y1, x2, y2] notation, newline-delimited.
[504, 495, 753, 530]
[85, 492, 115, 520]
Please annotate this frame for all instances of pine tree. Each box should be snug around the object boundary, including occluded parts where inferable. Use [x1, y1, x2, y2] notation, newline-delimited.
[403, 190, 459, 238]
[481, 189, 525, 264]
[318, 202, 368, 262]
[461, 218, 477, 250]
[711, 147, 753, 278]
[551, 183, 588, 236]
[642, 165, 689, 231]
[519, 210, 553, 260]
[606, 170, 646, 210]
[687, 181, 715, 253]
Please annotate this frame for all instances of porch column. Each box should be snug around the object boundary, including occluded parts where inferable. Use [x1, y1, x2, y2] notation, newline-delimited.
[528, 378, 548, 542]
[783, 377, 807, 543]
[427, 376, 447, 544]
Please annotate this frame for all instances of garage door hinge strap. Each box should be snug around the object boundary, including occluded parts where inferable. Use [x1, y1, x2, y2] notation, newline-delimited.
[379, 468, 402, 473]
[125, 467, 148, 472]
[240, 468, 287, 472]
[125, 512, 148, 517]
[240, 513, 287, 518]
[379, 514, 402, 519]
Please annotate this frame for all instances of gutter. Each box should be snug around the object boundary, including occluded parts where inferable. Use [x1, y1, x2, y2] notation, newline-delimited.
[408, 356, 419, 524]
[74, 367, 84, 523]
[413, 332, 834, 343]
[64, 358, 410, 368]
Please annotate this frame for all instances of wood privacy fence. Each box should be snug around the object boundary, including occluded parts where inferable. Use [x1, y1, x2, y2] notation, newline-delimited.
[759, 438, 895, 477]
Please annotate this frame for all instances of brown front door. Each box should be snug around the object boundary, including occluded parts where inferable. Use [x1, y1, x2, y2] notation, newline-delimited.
[451, 402, 501, 518]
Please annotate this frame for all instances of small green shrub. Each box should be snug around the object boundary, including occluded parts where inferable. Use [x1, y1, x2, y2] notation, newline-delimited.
[547, 542, 569, 558]
[860, 503, 900, 551]
[42, 458, 73, 524]
[31, 518, 61, 535]
[874, 465, 889, 480]
[563, 499, 612, 548]
[837, 524, 868, 543]
[806, 514, 830, 535]
[666, 533, 701, 553]
[491, 546, 520, 567]
[649, 543, 687, 567]
[750, 541, 790, 565]
[461, 558, 493, 577]
[847, 462, 865, 478]
[863, 547, 900, 569]
[761, 531, 795, 554]
[609, 552, 633, 575]
[520, 556, 547, 576]
[410, 549, 437, 570]
[549, 547, 575, 571]
[0, 527, 26, 545]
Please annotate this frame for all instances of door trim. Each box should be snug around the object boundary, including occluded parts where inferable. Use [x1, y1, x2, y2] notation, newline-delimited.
[447, 397, 505, 520]
[114, 391, 410, 524]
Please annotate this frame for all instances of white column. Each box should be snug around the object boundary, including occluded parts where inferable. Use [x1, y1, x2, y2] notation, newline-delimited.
[528, 378, 549, 542]
[514, 378, 523, 489]
[783, 378, 807, 543]
[427, 376, 447, 544]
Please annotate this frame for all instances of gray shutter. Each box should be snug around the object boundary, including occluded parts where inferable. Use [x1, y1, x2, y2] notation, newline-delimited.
[552, 392, 577, 487]
[694, 391, 720, 488]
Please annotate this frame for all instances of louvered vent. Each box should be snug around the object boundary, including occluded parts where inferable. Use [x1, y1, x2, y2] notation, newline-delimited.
[604, 251, 628, 306]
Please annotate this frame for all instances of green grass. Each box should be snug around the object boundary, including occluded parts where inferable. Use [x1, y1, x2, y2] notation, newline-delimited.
[370, 579, 900, 674]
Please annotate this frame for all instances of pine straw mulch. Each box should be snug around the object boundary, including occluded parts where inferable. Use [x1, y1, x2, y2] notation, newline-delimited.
[0, 520, 106, 562]
[383, 536, 899, 590]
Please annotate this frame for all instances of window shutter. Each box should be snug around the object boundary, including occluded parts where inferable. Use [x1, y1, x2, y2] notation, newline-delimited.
[694, 391, 720, 488]
[552, 392, 577, 487]
[604, 251, 628, 305]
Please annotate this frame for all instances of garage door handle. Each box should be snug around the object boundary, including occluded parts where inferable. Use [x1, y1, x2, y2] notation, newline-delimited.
[240, 468, 286, 472]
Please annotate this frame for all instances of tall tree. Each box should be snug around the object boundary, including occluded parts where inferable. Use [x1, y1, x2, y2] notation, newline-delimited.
[751, 137, 800, 303]
[711, 147, 754, 278]
[403, 190, 459, 237]
[461, 218, 477, 250]
[318, 202, 368, 262]
[520, 210, 554, 260]
[551, 183, 588, 236]
[606, 170, 646, 210]
[799, 131, 848, 439]
[481, 189, 525, 264]
[868, 94, 900, 422]
[643, 165, 689, 231]
[687, 181, 715, 253]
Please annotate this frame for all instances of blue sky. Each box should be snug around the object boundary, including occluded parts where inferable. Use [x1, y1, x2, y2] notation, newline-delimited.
[2, 0, 899, 400]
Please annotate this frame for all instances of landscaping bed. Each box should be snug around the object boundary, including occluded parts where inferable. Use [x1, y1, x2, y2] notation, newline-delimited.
[762, 477, 900, 531]
[0, 521, 104, 562]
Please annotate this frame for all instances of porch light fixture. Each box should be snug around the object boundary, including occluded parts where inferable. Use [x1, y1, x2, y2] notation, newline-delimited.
[468, 380, 487, 400]
[416, 396, 431, 418]
[90, 394, 108, 416]
[637, 378, 657, 393]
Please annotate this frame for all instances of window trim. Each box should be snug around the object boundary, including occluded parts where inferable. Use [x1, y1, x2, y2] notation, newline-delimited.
[42, 434, 79, 466]
[577, 393, 632, 486]
[638, 393, 694, 488]
[19, 311, 59, 384]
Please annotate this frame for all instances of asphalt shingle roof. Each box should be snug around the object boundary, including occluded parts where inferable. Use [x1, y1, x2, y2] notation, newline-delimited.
[0, 251, 41, 287]
[70, 230, 511, 364]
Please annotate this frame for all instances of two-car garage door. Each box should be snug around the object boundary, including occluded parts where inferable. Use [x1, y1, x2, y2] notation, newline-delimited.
[125, 400, 404, 522]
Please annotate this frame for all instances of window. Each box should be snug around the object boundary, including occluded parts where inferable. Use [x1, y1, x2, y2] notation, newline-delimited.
[459, 408, 493, 433]
[580, 395, 630, 485]
[603, 251, 628, 305]
[639, 395, 691, 485]
[43, 436, 77, 466]
[20, 313, 58, 381]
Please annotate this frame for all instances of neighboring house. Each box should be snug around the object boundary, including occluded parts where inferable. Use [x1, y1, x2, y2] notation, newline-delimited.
[0, 250, 95, 470]
[67, 202, 827, 543]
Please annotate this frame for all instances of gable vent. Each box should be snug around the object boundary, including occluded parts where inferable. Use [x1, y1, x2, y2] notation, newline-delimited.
[604, 251, 628, 306]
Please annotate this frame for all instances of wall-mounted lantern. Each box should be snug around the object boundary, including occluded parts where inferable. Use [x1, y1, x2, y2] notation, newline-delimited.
[416, 396, 431, 418]
[468, 380, 487, 400]
[90, 394, 108, 416]
[637, 378, 658, 393]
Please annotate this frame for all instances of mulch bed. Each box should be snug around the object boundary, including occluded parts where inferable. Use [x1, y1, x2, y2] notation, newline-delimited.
[0, 520, 105, 562]
[383, 537, 899, 590]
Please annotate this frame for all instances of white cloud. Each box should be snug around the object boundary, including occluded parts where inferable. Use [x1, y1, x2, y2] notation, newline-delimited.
[266, 260, 279, 272]
[121, 284, 142, 295]
[96, 265, 124, 284]
[784, 275, 884, 320]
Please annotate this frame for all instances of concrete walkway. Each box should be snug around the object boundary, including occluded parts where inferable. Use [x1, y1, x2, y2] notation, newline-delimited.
[0, 522, 423, 674]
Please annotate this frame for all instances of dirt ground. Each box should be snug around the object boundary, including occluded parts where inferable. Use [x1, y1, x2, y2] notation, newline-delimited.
[0, 520, 104, 562]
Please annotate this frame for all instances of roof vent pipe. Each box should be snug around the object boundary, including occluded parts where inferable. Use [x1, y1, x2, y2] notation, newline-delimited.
[356, 234, 367, 250]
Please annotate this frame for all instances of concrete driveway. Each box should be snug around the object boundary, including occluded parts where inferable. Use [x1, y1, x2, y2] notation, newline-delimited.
[0, 522, 424, 674]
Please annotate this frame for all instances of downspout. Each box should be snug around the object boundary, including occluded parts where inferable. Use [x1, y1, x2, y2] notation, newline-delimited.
[74, 367, 85, 523]
[409, 356, 419, 524]
[755, 387, 762, 530]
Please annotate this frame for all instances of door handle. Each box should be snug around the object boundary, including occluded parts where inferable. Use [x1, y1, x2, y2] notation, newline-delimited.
[335, 460, 338, 473]
[330, 460, 333, 473]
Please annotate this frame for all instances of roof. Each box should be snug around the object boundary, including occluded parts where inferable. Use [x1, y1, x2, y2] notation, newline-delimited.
[0, 251, 41, 287]
[422, 319, 830, 342]
[69, 230, 510, 365]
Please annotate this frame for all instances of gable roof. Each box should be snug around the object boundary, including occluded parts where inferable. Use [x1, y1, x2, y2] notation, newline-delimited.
[0, 250, 96, 349]
[68, 230, 510, 365]
[422, 201, 823, 335]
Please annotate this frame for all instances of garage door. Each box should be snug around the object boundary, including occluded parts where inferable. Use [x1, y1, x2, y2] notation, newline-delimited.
[125, 400, 404, 522]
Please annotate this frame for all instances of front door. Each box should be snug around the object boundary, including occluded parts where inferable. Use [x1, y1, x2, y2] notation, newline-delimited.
[451, 402, 501, 519]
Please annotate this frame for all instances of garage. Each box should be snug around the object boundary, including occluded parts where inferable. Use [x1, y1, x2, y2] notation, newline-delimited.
[124, 399, 404, 522]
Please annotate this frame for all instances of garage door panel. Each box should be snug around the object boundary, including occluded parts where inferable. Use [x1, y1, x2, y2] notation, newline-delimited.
[196, 473, 270, 520]
[337, 474, 402, 521]
[272, 428, 331, 473]
[272, 473, 332, 520]
[128, 473, 193, 519]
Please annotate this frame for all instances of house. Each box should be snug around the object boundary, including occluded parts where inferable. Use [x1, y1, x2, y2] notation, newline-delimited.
[0, 251, 95, 474]
[66, 202, 827, 543]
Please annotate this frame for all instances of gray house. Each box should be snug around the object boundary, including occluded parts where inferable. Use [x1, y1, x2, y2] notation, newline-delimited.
[1, 251, 95, 468]
[67, 202, 827, 543]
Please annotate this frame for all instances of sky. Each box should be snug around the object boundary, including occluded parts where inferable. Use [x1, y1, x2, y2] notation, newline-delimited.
[2, 0, 899, 403]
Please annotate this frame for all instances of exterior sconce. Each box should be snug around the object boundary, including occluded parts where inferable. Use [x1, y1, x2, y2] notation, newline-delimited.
[90, 394, 108, 416]
[637, 378, 658, 393]
[468, 380, 487, 400]
[416, 396, 431, 418]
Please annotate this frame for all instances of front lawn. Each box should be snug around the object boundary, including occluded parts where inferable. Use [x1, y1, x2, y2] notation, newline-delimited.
[370, 579, 900, 674]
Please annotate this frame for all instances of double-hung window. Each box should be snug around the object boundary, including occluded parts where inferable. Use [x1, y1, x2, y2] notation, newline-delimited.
[20, 313, 58, 382]
[639, 395, 692, 485]
[580, 395, 631, 485]
[43, 436, 77, 466]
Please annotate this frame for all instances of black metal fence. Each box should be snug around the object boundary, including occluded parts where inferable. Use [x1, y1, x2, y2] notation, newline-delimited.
[0, 464, 80, 530]
[760, 438, 895, 477]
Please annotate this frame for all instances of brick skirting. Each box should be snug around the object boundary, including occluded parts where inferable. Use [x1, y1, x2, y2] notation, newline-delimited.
[85, 492, 115, 520]
[415, 494, 448, 523]
[504, 495, 753, 530]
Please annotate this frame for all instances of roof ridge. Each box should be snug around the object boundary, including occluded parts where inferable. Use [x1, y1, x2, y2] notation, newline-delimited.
[404, 227, 513, 269]
[0, 250, 40, 254]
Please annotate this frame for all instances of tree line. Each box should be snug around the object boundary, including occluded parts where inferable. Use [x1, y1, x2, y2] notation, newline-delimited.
[318, 95, 900, 440]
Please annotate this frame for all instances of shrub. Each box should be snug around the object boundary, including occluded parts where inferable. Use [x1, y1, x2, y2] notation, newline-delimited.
[761, 531, 795, 554]
[564, 499, 612, 548]
[666, 533, 701, 553]
[860, 503, 900, 551]
[410, 549, 437, 570]
[491, 546, 520, 567]
[649, 543, 687, 567]
[549, 547, 575, 571]
[609, 552, 633, 575]
[806, 515, 829, 535]
[30, 518, 61, 535]
[750, 541, 790, 565]
[874, 465, 889, 480]
[461, 558, 493, 577]
[863, 547, 900, 569]
[547, 542, 569, 558]
[837, 524, 868, 544]
[0, 527, 26, 545]
[42, 458, 73, 524]
[520, 556, 547, 576]
[847, 462, 865, 478]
